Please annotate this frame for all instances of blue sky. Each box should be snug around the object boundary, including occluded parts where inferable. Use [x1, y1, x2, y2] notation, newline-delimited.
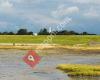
[0, 0, 100, 34]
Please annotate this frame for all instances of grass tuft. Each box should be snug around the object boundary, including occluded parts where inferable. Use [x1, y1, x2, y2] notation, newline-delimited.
[57, 64, 100, 76]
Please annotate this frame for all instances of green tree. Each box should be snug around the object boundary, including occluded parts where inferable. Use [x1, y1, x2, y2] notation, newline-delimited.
[8, 32, 15, 35]
[38, 28, 49, 35]
[17, 29, 28, 35]
[82, 32, 88, 35]
[28, 32, 33, 35]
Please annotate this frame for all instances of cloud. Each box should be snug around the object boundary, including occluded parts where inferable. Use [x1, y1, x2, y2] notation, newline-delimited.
[21, 13, 61, 25]
[52, 5, 79, 18]
[83, 8, 99, 18]
[72, 0, 100, 4]
[0, 21, 8, 26]
[0, 21, 12, 30]
[0, 0, 99, 34]
[0, 0, 14, 13]
[11, 0, 45, 5]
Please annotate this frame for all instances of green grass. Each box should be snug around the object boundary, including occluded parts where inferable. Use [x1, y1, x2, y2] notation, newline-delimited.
[57, 64, 100, 76]
[0, 35, 100, 45]
[0, 35, 45, 43]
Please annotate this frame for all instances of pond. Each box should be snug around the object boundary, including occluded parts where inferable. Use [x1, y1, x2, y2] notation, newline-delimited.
[0, 49, 100, 80]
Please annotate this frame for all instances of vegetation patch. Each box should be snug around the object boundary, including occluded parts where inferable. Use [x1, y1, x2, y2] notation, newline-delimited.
[0, 35, 100, 46]
[57, 64, 100, 76]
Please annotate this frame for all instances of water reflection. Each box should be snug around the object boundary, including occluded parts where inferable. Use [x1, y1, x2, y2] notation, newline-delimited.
[0, 49, 100, 80]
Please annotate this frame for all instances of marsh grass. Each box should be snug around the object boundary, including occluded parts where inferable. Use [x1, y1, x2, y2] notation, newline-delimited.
[57, 64, 100, 76]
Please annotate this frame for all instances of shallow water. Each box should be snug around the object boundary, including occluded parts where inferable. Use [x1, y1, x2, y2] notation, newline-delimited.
[0, 49, 100, 80]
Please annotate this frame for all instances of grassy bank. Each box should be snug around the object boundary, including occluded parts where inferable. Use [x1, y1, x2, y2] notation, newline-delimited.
[0, 35, 100, 50]
[0, 35, 100, 45]
[57, 64, 100, 77]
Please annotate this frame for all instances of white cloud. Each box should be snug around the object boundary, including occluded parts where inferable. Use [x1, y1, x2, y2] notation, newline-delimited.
[52, 5, 79, 18]
[84, 12, 99, 17]
[72, 0, 100, 4]
[0, 0, 13, 13]
[83, 8, 99, 18]
[64, 6, 79, 14]
[0, 21, 11, 27]
[22, 13, 61, 25]
[11, 0, 45, 4]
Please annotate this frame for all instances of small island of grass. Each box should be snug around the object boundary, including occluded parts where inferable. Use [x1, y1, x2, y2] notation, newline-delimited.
[57, 64, 100, 77]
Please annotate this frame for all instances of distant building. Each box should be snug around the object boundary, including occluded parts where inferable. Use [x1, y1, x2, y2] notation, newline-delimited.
[33, 33, 38, 36]
[49, 27, 52, 33]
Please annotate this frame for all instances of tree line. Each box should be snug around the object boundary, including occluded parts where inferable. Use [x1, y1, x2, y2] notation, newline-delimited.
[38, 28, 96, 35]
[0, 29, 33, 35]
[0, 28, 96, 35]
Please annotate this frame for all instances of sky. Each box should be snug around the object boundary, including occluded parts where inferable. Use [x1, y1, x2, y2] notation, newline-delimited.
[0, 0, 100, 34]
